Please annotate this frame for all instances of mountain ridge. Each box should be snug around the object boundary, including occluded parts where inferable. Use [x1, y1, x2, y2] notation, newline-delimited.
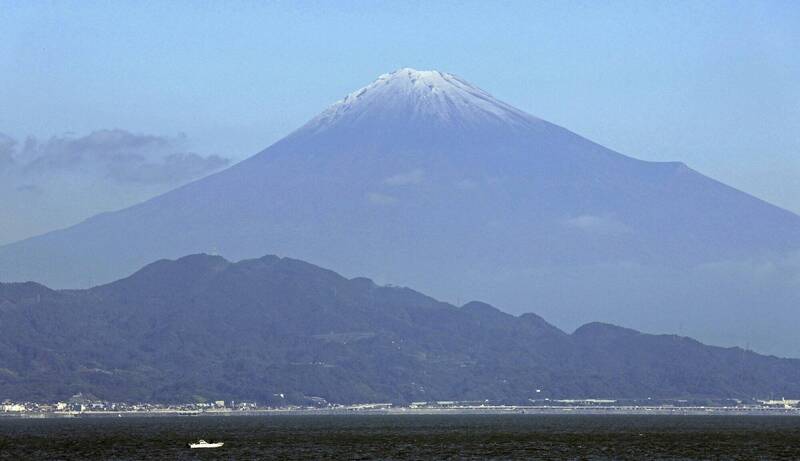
[1, 252, 799, 404]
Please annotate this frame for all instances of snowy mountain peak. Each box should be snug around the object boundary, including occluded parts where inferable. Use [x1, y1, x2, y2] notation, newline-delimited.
[373, 68, 471, 92]
[299, 68, 541, 135]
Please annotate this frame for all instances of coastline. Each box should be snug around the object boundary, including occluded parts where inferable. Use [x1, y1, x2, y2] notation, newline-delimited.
[4, 405, 800, 419]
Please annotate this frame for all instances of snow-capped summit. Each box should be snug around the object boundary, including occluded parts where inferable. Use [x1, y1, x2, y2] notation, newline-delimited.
[297, 68, 541, 140]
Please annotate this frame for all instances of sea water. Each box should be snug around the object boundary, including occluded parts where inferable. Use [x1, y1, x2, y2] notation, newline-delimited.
[1, 414, 799, 460]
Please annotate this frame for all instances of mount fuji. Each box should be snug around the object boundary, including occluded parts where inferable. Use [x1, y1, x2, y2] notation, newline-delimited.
[2, 68, 799, 355]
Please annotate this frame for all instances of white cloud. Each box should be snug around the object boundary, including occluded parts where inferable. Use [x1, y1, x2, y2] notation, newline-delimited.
[564, 214, 631, 235]
[455, 178, 478, 189]
[384, 169, 424, 186]
[367, 192, 398, 205]
[0, 129, 233, 245]
[695, 250, 800, 287]
[15, 129, 230, 184]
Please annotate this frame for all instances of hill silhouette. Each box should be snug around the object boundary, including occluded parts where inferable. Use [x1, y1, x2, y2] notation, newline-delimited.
[1, 253, 798, 404]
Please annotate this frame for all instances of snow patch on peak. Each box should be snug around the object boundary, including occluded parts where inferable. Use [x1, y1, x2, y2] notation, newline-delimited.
[375, 68, 468, 91]
[301, 68, 542, 134]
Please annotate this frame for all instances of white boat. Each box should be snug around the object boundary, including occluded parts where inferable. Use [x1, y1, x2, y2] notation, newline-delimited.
[188, 439, 224, 449]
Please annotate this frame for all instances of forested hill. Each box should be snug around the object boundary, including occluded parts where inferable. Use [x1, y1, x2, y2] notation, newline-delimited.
[1, 253, 797, 404]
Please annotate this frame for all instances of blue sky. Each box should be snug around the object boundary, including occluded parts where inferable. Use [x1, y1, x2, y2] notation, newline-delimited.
[1, 0, 799, 239]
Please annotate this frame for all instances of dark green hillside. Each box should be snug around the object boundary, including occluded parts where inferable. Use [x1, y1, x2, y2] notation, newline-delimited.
[1, 254, 798, 404]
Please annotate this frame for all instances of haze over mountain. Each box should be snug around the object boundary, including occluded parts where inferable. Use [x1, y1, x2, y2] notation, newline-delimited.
[0, 129, 231, 245]
[2, 253, 799, 404]
[1, 68, 799, 355]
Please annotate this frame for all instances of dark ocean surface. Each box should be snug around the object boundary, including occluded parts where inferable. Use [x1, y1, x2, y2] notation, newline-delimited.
[1, 414, 799, 460]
